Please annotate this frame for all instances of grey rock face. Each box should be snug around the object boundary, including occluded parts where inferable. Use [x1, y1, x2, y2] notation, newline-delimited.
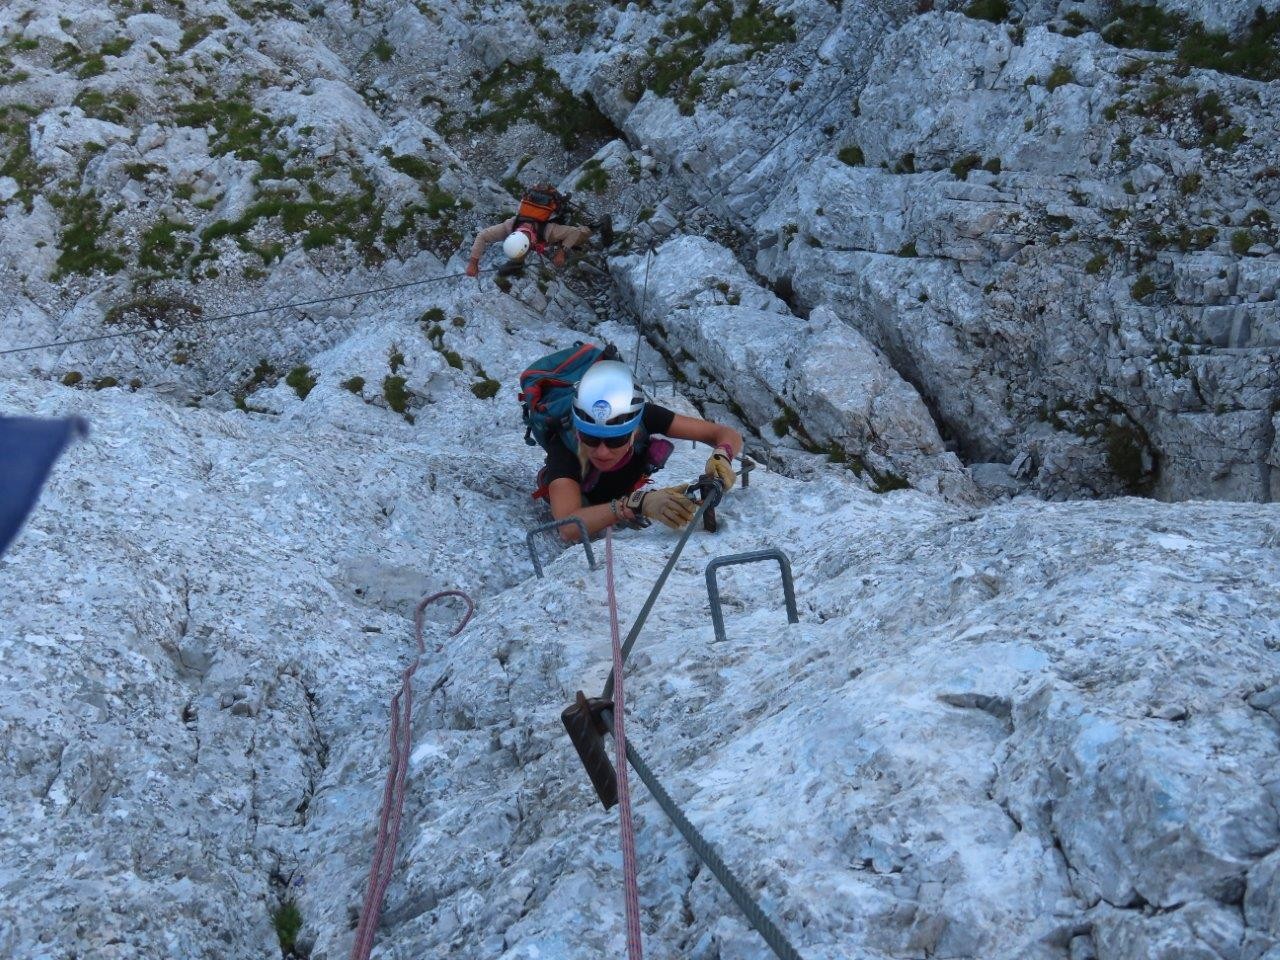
[558, 2, 1280, 501]
[611, 234, 980, 501]
[744, 14, 1280, 501]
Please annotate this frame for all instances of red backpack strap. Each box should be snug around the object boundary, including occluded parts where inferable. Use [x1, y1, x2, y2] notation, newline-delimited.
[552, 342, 598, 374]
[532, 466, 551, 501]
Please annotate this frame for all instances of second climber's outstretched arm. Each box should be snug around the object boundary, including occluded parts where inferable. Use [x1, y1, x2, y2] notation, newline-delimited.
[466, 219, 515, 275]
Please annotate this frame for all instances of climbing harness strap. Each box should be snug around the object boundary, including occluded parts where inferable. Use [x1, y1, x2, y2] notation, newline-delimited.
[605, 526, 644, 960]
[351, 590, 475, 960]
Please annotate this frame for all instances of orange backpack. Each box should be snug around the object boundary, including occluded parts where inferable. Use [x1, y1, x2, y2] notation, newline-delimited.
[515, 185, 565, 235]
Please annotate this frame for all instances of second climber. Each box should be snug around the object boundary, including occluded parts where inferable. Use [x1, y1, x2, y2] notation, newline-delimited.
[465, 183, 604, 277]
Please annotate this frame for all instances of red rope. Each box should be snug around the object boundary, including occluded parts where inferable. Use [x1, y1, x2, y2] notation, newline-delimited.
[351, 590, 475, 960]
[606, 527, 644, 959]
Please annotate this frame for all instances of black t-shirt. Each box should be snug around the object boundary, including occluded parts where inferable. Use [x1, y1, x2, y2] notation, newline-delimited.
[543, 404, 676, 505]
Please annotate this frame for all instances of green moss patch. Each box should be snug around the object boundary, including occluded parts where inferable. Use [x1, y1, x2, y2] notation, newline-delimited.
[632, 0, 794, 115]
[449, 56, 618, 150]
[0, 108, 45, 212]
[1045, 64, 1074, 91]
[197, 178, 385, 268]
[175, 94, 283, 160]
[270, 901, 303, 956]
[380, 151, 469, 255]
[575, 158, 610, 193]
[383, 374, 409, 413]
[964, 0, 1010, 23]
[49, 191, 125, 279]
[1130, 273, 1156, 300]
[104, 295, 202, 328]
[1101, 4, 1280, 81]
[837, 145, 864, 166]
[139, 220, 195, 273]
[286, 365, 317, 400]
[179, 16, 228, 54]
[950, 154, 982, 180]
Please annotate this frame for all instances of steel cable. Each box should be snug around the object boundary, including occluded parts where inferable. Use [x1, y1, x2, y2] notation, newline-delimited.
[595, 481, 808, 960]
[0, 267, 495, 358]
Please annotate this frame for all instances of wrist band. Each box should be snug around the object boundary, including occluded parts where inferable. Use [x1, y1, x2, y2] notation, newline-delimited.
[713, 443, 734, 459]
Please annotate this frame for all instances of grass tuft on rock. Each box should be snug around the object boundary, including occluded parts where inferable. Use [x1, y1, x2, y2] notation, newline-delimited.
[1045, 65, 1074, 91]
[49, 191, 125, 279]
[271, 900, 303, 955]
[837, 145, 864, 166]
[1130, 273, 1156, 300]
[383, 374, 409, 413]
[286, 365, 316, 400]
[1101, 4, 1280, 81]
[964, 0, 1010, 23]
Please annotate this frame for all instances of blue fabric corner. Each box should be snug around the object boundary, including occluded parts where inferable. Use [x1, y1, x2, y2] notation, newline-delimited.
[0, 416, 88, 556]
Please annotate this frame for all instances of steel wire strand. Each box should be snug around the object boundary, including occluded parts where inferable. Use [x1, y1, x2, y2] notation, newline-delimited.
[0, 268, 496, 358]
[601, 489, 718, 703]
[600, 716, 806, 960]
[596, 485, 807, 960]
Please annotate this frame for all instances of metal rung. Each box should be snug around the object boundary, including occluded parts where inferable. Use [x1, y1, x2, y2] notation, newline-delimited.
[526, 517, 597, 578]
[705, 548, 799, 643]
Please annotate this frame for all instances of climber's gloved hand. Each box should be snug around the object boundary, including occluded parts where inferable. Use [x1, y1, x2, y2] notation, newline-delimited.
[704, 447, 736, 492]
[465, 258, 480, 278]
[626, 487, 697, 529]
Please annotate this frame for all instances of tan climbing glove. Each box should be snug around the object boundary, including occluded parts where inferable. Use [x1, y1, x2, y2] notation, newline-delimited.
[704, 448, 736, 491]
[626, 486, 697, 530]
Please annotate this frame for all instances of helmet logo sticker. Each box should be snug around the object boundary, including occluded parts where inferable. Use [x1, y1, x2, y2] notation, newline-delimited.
[592, 399, 612, 421]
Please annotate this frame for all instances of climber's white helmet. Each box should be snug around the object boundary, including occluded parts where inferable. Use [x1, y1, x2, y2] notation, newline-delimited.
[572, 360, 645, 438]
[502, 230, 531, 260]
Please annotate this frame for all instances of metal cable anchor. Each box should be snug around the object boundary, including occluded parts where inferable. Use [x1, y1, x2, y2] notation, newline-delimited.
[561, 691, 618, 810]
[705, 548, 799, 643]
[526, 517, 597, 578]
[685, 474, 725, 533]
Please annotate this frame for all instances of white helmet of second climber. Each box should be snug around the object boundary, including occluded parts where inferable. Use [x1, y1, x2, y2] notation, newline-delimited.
[572, 360, 646, 438]
[502, 229, 531, 260]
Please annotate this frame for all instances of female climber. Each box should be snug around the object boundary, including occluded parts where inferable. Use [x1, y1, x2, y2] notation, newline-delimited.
[538, 359, 741, 542]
